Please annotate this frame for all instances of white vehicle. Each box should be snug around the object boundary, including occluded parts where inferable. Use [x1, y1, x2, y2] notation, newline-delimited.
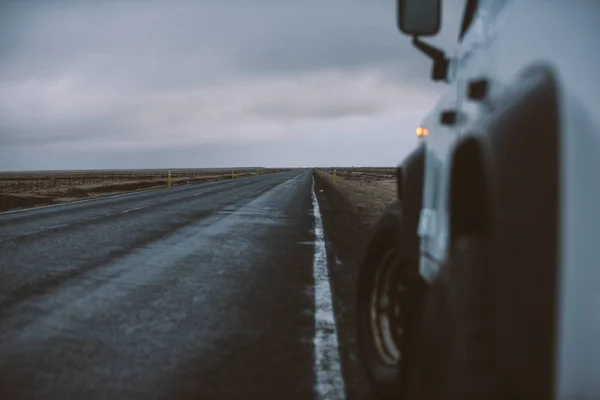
[357, 1, 600, 399]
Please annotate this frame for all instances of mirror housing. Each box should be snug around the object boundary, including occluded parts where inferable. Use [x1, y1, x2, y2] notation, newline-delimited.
[397, 0, 441, 37]
[412, 37, 449, 82]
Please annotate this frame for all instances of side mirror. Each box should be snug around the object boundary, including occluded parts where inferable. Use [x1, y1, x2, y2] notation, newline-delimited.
[397, 0, 441, 37]
[412, 37, 448, 82]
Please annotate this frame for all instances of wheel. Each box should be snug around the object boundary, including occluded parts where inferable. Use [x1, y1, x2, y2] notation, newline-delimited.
[357, 202, 426, 399]
[408, 236, 502, 400]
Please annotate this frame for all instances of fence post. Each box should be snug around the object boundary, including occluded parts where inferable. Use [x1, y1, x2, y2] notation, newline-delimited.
[168, 170, 172, 187]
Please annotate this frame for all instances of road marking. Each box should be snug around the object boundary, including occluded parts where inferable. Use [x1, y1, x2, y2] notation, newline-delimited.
[311, 175, 347, 400]
[121, 205, 148, 214]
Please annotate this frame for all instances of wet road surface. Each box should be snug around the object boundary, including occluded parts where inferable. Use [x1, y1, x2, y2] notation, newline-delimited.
[0, 170, 345, 399]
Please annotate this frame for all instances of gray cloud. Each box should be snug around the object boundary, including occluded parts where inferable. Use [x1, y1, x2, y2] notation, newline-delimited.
[0, 0, 466, 170]
[250, 100, 385, 121]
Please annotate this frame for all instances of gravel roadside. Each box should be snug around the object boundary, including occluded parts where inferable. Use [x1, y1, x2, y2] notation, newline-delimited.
[313, 170, 398, 400]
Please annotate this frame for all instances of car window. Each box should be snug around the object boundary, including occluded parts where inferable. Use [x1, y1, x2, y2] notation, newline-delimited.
[459, 0, 479, 40]
[459, 0, 512, 40]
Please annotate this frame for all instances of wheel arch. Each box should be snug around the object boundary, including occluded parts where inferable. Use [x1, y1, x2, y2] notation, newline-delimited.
[397, 143, 426, 241]
[447, 62, 561, 399]
[448, 137, 491, 245]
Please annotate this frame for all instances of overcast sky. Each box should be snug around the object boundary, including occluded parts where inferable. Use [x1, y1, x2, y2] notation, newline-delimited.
[0, 0, 463, 170]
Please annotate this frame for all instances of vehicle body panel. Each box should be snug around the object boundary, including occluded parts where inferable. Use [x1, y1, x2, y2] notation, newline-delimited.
[415, 1, 600, 397]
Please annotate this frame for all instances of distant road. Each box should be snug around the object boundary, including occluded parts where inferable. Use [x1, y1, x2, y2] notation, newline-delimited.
[0, 170, 347, 399]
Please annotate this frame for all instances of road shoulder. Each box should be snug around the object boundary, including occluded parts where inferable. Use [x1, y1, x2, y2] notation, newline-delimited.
[314, 172, 379, 400]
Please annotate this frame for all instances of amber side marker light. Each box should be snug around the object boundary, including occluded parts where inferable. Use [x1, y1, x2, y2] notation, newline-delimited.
[416, 126, 429, 137]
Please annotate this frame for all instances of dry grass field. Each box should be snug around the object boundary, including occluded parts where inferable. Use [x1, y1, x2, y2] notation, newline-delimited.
[316, 167, 397, 223]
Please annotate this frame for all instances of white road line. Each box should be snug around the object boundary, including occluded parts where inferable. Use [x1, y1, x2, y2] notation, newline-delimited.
[121, 205, 148, 214]
[311, 175, 347, 400]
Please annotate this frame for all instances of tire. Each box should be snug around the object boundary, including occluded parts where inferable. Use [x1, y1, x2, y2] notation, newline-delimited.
[409, 236, 502, 400]
[357, 201, 426, 399]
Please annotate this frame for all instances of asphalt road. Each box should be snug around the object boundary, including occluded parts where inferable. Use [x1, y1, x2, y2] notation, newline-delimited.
[0, 169, 347, 400]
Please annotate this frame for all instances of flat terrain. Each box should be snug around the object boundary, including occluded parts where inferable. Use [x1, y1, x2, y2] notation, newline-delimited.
[0, 168, 282, 212]
[0, 168, 396, 399]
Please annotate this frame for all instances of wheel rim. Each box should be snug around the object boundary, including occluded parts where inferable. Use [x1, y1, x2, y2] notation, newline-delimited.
[369, 251, 407, 366]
